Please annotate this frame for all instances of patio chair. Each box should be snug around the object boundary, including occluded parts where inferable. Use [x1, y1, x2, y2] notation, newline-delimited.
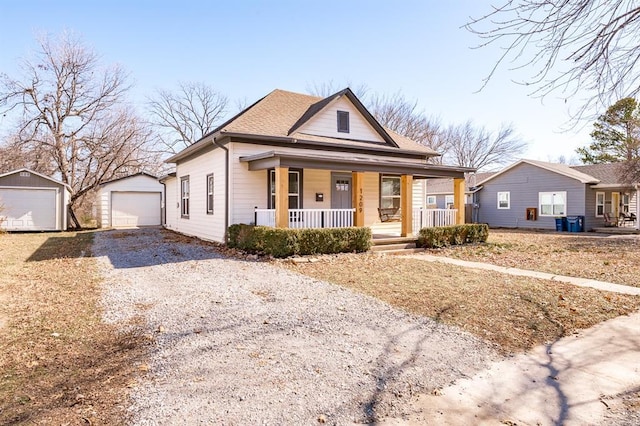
[603, 212, 617, 227]
[619, 212, 637, 227]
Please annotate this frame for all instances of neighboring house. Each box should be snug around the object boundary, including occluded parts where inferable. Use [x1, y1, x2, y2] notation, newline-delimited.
[96, 172, 164, 228]
[475, 159, 639, 231]
[0, 168, 70, 231]
[161, 88, 472, 243]
[426, 172, 496, 223]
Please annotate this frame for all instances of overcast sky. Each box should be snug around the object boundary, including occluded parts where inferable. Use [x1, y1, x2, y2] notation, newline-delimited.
[0, 1, 596, 166]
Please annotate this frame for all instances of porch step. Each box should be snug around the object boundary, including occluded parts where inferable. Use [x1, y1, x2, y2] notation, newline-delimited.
[370, 242, 417, 252]
[375, 247, 426, 255]
[372, 236, 419, 246]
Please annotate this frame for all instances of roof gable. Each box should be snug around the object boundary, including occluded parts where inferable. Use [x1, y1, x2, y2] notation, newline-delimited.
[0, 168, 71, 190]
[99, 172, 159, 187]
[476, 159, 600, 186]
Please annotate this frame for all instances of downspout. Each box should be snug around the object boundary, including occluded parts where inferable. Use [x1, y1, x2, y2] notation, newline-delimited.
[213, 137, 230, 241]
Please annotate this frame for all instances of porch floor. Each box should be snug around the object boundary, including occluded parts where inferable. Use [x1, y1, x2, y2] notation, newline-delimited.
[592, 227, 640, 235]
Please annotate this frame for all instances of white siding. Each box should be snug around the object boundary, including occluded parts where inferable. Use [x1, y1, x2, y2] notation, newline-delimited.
[412, 180, 426, 210]
[163, 176, 177, 229]
[171, 149, 227, 242]
[297, 97, 384, 142]
[97, 175, 164, 228]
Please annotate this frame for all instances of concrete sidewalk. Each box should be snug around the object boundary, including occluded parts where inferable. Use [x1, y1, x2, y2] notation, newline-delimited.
[378, 253, 640, 425]
[403, 253, 640, 296]
[382, 310, 640, 425]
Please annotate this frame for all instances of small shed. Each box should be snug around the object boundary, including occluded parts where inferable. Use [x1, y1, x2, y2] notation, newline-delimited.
[97, 173, 163, 228]
[0, 168, 70, 231]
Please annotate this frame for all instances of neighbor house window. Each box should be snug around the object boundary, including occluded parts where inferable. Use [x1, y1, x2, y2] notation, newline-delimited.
[445, 194, 454, 209]
[181, 176, 190, 218]
[622, 193, 630, 213]
[539, 191, 566, 216]
[497, 191, 510, 209]
[595, 192, 605, 217]
[380, 175, 401, 209]
[206, 174, 214, 214]
[268, 169, 302, 209]
[337, 110, 349, 133]
[426, 195, 437, 205]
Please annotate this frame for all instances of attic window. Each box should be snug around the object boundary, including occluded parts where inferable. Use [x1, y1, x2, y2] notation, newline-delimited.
[337, 110, 349, 133]
[20, 171, 30, 177]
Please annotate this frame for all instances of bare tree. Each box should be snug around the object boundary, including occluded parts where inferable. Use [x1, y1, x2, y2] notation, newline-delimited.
[466, 1, 640, 117]
[367, 92, 446, 160]
[306, 80, 370, 99]
[147, 82, 229, 154]
[441, 121, 526, 170]
[0, 32, 155, 227]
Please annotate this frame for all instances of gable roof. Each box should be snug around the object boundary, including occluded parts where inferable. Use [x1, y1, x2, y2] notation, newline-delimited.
[0, 168, 71, 190]
[167, 88, 439, 163]
[476, 159, 600, 186]
[570, 163, 633, 186]
[426, 172, 496, 194]
[99, 172, 159, 186]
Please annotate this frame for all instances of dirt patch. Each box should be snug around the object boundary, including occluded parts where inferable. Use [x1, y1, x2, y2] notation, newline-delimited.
[0, 231, 149, 425]
[428, 229, 640, 287]
[281, 253, 640, 353]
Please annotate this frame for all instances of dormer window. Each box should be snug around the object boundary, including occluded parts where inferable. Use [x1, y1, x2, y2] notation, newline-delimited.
[337, 110, 349, 133]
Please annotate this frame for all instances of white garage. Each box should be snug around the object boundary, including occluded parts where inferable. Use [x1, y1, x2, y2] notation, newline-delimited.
[97, 173, 163, 228]
[0, 169, 70, 231]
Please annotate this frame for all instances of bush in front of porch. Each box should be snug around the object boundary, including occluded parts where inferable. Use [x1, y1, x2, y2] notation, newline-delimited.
[417, 224, 489, 248]
[227, 224, 372, 258]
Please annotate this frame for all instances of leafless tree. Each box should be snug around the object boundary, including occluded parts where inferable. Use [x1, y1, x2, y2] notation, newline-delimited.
[306, 80, 370, 99]
[441, 121, 526, 170]
[0, 32, 155, 228]
[147, 82, 229, 154]
[466, 1, 640, 118]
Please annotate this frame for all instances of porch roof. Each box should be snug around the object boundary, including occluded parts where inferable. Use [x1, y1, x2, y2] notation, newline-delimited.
[239, 150, 473, 178]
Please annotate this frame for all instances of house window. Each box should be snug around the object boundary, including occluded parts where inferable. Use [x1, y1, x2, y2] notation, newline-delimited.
[426, 195, 437, 205]
[269, 169, 302, 209]
[595, 192, 605, 217]
[445, 194, 454, 209]
[539, 191, 566, 216]
[622, 193, 630, 213]
[380, 175, 401, 209]
[337, 110, 349, 133]
[181, 176, 190, 218]
[497, 191, 510, 209]
[206, 174, 214, 214]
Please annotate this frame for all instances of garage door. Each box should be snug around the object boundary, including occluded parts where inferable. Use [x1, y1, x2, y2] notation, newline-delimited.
[111, 192, 161, 227]
[0, 188, 58, 231]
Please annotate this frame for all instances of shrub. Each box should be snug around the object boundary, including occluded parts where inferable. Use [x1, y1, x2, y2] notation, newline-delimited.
[417, 224, 489, 248]
[227, 224, 372, 258]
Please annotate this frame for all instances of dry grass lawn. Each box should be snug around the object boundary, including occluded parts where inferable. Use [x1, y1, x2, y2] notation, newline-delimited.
[428, 229, 640, 287]
[0, 231, 148, 425]
[283, 253, 640, 353]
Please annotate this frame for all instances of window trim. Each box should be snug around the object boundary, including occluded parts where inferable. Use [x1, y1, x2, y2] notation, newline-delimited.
[379, 175, 401, 209]
[180, 175, 190, 218]
[497, 191, 510, 209]
[206, 173, 214, 215]
[267, 169, 303, 210]
[444, 194, 454, 209]
[622, 192, 630, 213]
[595, 191, 605, 217]
[538, 191, 567, 217]
[426, 195, 437, 205]
[337, 110, 350, 133]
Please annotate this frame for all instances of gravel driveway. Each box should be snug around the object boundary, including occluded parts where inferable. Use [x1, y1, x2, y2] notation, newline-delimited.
[95, 228, 499, 425]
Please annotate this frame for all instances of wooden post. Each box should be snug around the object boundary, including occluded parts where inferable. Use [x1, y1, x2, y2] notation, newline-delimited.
[352, 171, 365, 227]
[275, 167, 289, 228]
[453, 177, 465, 225]
[401, 175, 413, 236]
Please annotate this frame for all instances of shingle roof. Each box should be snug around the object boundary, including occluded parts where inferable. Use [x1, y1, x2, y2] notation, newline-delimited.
[476, 159, 600, 186]
[167, 88, 439, 163]
[426, 172, 496, 194]
[570, 163, 627, 185]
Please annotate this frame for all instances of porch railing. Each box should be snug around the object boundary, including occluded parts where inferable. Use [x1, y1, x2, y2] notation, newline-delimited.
[255, 208, 355, 229]
[413, 208, 457, 230]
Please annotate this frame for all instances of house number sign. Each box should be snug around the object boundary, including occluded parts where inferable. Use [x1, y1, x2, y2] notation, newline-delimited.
[358, 187, 363, 213]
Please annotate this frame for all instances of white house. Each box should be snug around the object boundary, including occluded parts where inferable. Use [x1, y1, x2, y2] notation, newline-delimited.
[0, 168, 71, 231]
[161, 88, 472, 242]
[96, 173, 164, 228]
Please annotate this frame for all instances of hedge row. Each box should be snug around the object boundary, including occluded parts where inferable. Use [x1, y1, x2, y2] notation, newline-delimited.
[417, 224, 489, 248]
[227, 224, 372, 258]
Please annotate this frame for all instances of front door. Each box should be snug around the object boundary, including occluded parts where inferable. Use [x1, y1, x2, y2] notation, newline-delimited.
[331, 174, 352, 209]
[612, 192, 620, 218]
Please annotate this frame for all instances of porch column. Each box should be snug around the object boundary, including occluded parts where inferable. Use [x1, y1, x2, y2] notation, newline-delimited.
[352, 171, 365, 227]
[453, 177, 465, 225]
[401, 175, 413, 236]
[275, 166, 289, 228]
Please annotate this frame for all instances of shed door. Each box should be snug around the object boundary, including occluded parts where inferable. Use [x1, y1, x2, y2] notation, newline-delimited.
[111, 192, 161, 227]
[0, 188, 58, 231]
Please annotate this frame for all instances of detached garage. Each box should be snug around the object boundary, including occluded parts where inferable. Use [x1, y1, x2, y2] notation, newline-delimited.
[97, 173, 163, 228]
[0, 169, 70, 231]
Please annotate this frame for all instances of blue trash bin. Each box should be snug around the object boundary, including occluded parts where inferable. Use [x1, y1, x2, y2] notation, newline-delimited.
[566, 216, 584, 232]
[555, 217, 567, 232]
